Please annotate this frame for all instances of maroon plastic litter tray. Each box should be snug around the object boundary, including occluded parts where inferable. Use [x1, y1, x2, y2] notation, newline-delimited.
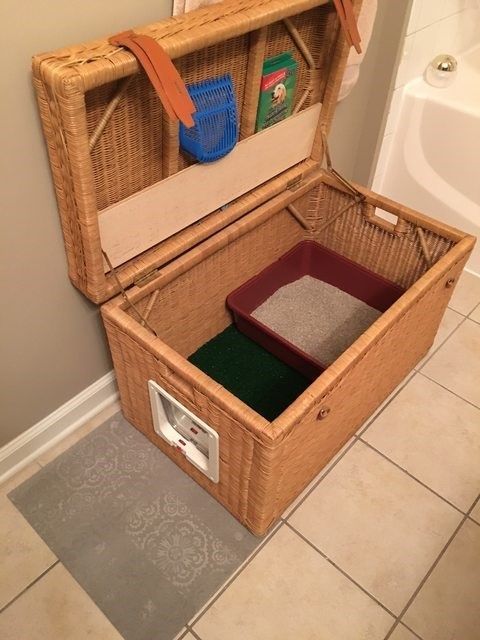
[227, 240, 405, 379]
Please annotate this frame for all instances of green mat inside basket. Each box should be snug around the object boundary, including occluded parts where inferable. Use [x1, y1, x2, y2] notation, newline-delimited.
[188, 325, 310, 421]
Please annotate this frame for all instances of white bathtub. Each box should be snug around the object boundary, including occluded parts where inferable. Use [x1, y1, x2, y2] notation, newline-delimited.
[378, 46, 480, 275]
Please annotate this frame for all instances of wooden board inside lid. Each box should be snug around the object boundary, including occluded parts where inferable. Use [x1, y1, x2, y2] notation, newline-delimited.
[99, 103, 322, 269]
[32, 0, 359, 303]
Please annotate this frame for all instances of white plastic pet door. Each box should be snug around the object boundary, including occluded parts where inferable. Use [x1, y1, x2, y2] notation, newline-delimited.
[148, 380, 219, 483]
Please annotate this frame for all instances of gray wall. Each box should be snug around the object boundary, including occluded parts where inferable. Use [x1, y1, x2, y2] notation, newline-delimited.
[0, 0, 409, 448]
[0, 0, 174, 447]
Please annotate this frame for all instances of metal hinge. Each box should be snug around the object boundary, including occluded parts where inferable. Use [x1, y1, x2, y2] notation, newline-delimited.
[286, 174, 304, 192]
[134, 268, 160, 287]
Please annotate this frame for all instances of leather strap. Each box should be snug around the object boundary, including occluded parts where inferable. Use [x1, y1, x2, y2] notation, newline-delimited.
[132, 34, 196, 127]
[333, 0, 352, 47]
[109, 30, 195, 127]
[109, 32, 175, 120]
[332, 0, 362, 54]
[341, 0, 362, 53]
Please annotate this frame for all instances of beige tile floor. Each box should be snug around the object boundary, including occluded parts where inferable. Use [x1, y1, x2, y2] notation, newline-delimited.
[1, 271, 479, 640]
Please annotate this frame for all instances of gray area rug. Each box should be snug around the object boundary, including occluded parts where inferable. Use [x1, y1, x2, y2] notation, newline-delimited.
[9, 413, 260, 640]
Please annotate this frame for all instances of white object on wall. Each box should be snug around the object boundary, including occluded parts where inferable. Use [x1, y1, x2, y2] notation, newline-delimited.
[338, 0, 378, 101]
[172, 0, 221, 15]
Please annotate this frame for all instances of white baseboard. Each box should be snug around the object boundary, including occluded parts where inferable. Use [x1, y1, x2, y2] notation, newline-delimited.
[0, 371, 119, 484]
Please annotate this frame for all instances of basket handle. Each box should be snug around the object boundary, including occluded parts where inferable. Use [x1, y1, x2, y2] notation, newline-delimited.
[109, 30, 195, 128]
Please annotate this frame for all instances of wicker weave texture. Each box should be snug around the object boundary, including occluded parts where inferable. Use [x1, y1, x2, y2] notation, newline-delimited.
[134, 208, 304, 356]
[101, 179, 475, 535]
[32, 0, 349, 303]
[103, 320, 262, 524]
[267, 251, 469, 521]
[310, 184, 456, 288]
[33, 0, 476, 535]
[264, 5, 339, 111]
[86, 75, 164, 211]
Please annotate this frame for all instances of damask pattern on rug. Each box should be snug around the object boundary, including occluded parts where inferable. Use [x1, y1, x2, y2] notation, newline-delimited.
[9, 414, 259, 640]
[126, 493, 239, 594]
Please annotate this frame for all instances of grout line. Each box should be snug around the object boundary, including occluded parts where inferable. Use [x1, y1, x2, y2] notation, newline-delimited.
[408, 9, 471, 39]
[447, 303, 466, 317]
[468, 302, 480, 323]
[467, 514, 480, 527]
[285, 522, 397, 620]
[356, 372, 416, 438]
[188, 437, 476, 637]
[286, 355, 457, 521]
[383, 512, 471, 640]
[284, 319, 471, 521]
[415, 314, 467, 371]
[283, 437, 357, 521]
[400, 621, 425, 640]
[384, 618, 424, 640]
[470, 493, 480, 512]
[358, 439, 465, 516]
[0, 560, 59, 614]
[186, 627, 203, 640]
[465, 495, 479, 518]
[418, 370, 480, 411]
[188, 522, 284, 629]
[466, 494, 480, 526]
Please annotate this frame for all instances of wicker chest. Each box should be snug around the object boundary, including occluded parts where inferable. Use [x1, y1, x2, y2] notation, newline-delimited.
[33, 0, 475, 535]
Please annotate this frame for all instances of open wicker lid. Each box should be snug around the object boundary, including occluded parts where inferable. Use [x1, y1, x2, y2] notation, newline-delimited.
[33, 0, 358, 303]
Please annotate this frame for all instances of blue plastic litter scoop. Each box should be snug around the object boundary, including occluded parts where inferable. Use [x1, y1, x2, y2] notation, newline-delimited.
[179, 74, 238, 163]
